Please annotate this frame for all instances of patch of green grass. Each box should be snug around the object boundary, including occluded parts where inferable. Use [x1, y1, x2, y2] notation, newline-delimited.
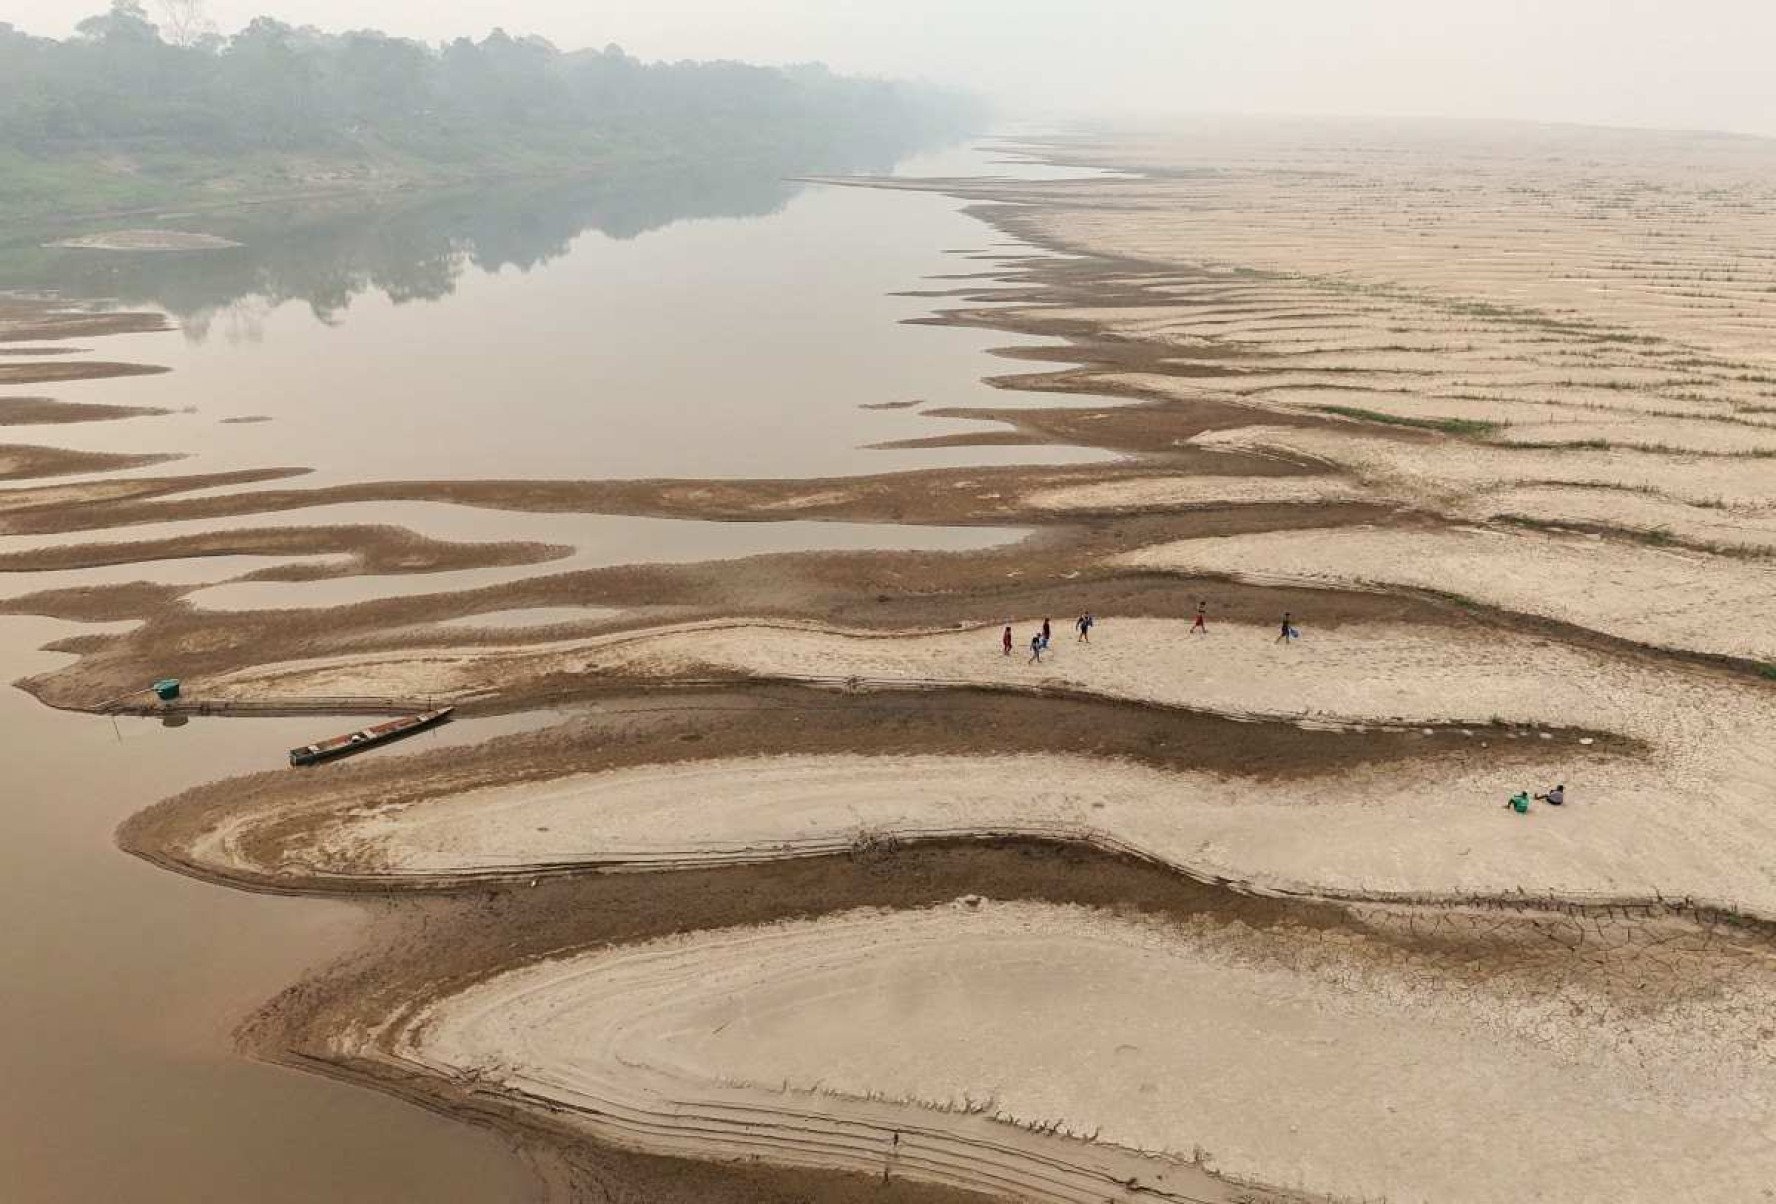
[1495, 514, 1776, 562]
[1759, 663, 1776, 681]
[1498, 437, 1776, 457]
[1313, 404, 1501, 437]
[1493, 515, 1569, 535]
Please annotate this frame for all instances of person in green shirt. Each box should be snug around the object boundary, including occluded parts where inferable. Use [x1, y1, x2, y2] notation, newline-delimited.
[1505, 791, 1531, 814]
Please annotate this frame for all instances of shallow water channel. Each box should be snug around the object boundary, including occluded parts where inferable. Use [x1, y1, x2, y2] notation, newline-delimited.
[0, 142, 1098, 1199]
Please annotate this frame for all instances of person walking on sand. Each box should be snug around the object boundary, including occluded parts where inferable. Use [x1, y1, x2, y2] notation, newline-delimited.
[1029, 632, 1045, 664]
[1276, 611, 1298, 643]
[1002, 625, 1013, 657]
[1041, 618, 1052, 649]
[1191, 601, 1208, 635]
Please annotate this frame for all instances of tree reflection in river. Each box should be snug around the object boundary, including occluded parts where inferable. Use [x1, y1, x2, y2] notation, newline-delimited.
[0, 149, 923, 341]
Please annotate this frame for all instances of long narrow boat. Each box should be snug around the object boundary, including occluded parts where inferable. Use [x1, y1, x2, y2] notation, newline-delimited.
[288, 706, 454, 766]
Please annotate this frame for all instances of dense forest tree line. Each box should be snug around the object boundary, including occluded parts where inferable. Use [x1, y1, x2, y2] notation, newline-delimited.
[0, 2, 981, 219]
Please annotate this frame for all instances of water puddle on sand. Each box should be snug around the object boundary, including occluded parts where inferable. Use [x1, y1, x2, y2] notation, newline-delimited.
[0, 615, 549, 1202]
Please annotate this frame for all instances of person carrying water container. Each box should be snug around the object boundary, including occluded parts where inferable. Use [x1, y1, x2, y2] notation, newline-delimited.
[1029, 632, 1045, 664]
[1276, 611, 1299, 643]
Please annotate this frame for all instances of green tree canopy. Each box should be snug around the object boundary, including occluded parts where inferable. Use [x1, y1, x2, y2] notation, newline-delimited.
[0, 7, 981, 163]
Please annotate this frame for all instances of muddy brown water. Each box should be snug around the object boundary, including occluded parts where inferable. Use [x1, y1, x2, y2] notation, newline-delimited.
[0, 616, 556, 1201]
[0, 143, 1106, 1199]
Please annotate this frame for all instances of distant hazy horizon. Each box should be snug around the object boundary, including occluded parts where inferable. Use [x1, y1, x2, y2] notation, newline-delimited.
[9, 1, 1776, 139]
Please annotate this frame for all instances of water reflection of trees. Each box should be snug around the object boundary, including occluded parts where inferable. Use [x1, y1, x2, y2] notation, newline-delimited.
[1, 153, 913, 339]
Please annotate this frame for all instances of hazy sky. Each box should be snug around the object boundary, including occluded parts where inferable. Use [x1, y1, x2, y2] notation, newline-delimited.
[12, 0, 1776, 136]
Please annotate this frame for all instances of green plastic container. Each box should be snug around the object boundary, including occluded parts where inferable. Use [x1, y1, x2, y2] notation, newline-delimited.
[152, 678, 181, 701]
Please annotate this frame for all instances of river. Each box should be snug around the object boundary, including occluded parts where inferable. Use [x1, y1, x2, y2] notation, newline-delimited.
[0, 140, 1095, 1201]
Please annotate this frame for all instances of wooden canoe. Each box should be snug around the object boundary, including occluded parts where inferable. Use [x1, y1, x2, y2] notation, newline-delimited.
[288, 706, 454, 766]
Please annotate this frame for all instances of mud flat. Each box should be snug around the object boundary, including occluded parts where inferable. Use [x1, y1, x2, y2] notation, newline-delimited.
[0, 443, 178, 481]
[0, 360, 170, 386]
[0, 396, 168, 425]
[1022, 474, 1363, 512]
[0, 524, 570, 579]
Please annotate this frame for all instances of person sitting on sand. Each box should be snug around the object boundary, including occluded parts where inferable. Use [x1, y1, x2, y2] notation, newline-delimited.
[1029, 633, 1044, 664]
[1504, 791, 1531, 814]
[1536, 784, 1566, 806]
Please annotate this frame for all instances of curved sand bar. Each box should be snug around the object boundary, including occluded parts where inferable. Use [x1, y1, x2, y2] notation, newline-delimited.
[383, 900, 1776, 1204]
[186, 614, 1776, 911]
[1021, 475, 1362, 512]
[1116, 525, 1776, 662]
[200, 751, 1602, 895]
[1193, 425, 1776, 511]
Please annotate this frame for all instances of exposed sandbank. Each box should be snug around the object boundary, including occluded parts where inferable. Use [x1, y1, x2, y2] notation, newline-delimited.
[49, 230, 244, 251]
[384, 899, 1776, 1204]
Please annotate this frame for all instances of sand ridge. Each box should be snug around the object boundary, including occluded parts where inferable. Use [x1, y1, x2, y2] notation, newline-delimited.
[385, 899, 1776, 1204]
[176, 613, 1776, 913]
[1022, 474, 1363, 512]
[1117, 524, 1776, 663]
[1191, 424, 1776, 511]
